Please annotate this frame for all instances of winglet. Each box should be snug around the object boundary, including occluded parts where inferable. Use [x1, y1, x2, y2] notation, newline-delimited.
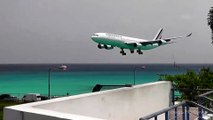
[186, 33, 192, 37]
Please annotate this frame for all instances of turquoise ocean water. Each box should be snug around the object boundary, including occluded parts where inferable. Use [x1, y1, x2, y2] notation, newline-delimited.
[0, 64, 212, 98]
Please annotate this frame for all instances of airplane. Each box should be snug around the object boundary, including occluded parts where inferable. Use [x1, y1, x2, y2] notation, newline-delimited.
[91, 28, 192, 55]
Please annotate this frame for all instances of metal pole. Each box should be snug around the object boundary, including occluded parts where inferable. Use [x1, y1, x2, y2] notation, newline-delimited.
[47, 65, 67, 99]
[48, 68, 51, 99]
[198, 107, 202, 120]
[165, 111, 168, 120]
[186, 105, 190, 120]
[182, 104, 186, 120]
[175, 107, 177, 120]
[134, 68, 136, 85]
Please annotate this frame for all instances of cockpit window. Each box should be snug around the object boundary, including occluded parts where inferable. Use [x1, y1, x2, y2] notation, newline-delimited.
[94, 33, 99, 36]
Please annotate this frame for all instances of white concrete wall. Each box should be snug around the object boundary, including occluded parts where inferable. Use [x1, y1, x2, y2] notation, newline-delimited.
[4, 81, 171, 120]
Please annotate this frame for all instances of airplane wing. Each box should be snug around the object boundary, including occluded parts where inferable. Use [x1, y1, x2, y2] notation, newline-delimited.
[124, 33, 192, 46]
[161, 33, 192, 42]
[139, 33, 192, 46]
[124, 41, 141, 46]
[125, 40, 171, 46]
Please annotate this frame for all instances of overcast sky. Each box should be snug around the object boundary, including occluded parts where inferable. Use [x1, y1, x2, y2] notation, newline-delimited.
[0, 0, 213, 64]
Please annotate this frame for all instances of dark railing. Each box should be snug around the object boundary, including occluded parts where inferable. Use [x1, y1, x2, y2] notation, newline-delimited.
[198, 90, 213, 111]
[139, 101, 187, 120]
[140, 90, 213, 120]
[171, 88, 213, 105]
[139, 101, 213, 120]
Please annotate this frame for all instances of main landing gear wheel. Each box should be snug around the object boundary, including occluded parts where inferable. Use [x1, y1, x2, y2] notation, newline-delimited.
[130, 50, 134, 54]
[120, 49, 126, 55]
[137, 49, 143, 55]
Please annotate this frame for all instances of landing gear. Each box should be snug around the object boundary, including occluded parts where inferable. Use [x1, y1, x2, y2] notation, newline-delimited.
[120, 49, 142, 55]
[104, 45, 108, 49]
[120, 49, 126, 55]
[130, 49, 134, 54]
[137, 49, 143, 55]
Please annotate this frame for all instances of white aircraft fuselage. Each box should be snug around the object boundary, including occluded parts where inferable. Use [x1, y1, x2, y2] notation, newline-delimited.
[92, 33, 161, 50]
[91, 28, 191, 55]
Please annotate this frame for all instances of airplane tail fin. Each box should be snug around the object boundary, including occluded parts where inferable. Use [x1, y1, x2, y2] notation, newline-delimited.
[153, 28, 163, 40]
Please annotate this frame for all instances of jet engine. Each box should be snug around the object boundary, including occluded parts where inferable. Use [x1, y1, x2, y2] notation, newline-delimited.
[104, 45, 114, 50]
[97, 44, 113, 49]
[98, 44, 105, 49]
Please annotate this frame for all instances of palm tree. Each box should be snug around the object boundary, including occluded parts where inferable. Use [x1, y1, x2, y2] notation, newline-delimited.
[207, 7, 213, 43]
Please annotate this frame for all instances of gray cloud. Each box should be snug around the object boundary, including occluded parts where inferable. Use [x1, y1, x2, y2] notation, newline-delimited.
[0, 0, 213, 64]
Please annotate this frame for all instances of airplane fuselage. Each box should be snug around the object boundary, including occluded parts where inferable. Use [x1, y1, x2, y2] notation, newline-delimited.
[91, 33, 160, 50]
[91, 28, 191, 55]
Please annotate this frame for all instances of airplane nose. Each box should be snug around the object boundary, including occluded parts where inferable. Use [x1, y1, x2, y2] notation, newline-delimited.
[91, 33, 99, 39]
[91, 34, 98, 41]
[91, 34, 98, 40]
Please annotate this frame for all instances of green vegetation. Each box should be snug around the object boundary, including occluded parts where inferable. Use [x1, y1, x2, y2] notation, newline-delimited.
[208, 7, 213, 43]
[164, 67, 213, 101]
[0, 101, 20, 120]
